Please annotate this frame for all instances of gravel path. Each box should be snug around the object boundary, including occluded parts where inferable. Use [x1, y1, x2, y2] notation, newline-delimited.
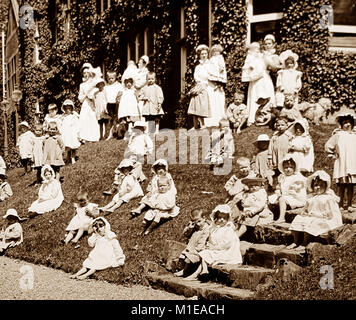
[0, 256, 185, 300]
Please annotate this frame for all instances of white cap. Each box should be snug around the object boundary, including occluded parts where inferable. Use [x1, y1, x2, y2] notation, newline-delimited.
[19, 121, 29, 128]
[256, 134, 270, 142]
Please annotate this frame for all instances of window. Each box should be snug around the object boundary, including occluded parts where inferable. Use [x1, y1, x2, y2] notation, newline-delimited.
[246, 0, 283, 44]
[329, 0, 356, 52]
[126, 28, 155, 65]
[180, 6, 187, 93]
[96, 0, 110, 15]
[7, 55, 18, 97]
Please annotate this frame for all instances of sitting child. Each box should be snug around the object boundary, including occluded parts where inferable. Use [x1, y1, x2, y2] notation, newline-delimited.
[184, 205, 242, 280]
[28, 165, 64, 218]
[279, 93, 303, 124]
[224, 157, 256, 217]
[70, 217, 125, 280]
[252, 134, 274, 187]
[131, 158, 176, 217]
[63, 190, 99, 246]
[287, 119, 314, 175]
[288, 170, 343, 249]
[141, 176, 180, 235]
[226, 92, 248, 134]
[269, 155, 307, 224]
[0, 174, 13, 202]
[0, 209, 25, 254]
[100, 159, 143, 214]
[182, 208, 209, 240]
[235, 177, 274, 238]
[174, 213, 211, 278]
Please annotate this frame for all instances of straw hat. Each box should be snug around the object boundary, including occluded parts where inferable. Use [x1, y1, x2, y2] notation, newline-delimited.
[81, 62, 93, 71]
[210, 204, 232, 221]
[48, 104, 58, 111]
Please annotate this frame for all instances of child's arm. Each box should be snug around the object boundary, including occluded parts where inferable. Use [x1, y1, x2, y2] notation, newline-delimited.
[325, 134, 338, 159]
[0, 183, 13, 201]
[4, 225, 22, 241]
[295, 71, 302, 93]
[88, 233, 99, 247]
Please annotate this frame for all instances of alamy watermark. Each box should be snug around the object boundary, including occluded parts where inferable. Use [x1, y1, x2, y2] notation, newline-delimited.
[19, 265, 34, 291]
[320, 5, 334, 30]
[319, 265, 334, 290]
[19, 5, 35, 30]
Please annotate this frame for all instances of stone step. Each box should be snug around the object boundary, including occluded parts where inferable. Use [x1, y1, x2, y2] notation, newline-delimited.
[146, 273, 255, 300]
[245, 243, 307, 269]
[209, 264, 275, 291]
[342, 210, 356, 224]
[250, 223, 293, 245]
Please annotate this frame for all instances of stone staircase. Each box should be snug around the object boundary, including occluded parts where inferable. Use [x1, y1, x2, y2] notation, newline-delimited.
[144, 213, 356, 300]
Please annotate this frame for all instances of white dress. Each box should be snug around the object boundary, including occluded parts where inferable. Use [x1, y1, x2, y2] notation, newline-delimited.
[0, 156, 5, 175]
[28, 178, 64, 214]
[199, 222, 242, 266]
[112, 174, 144, 203]
[118, 88, 140, 119]
[60, 112, 81, 149]
[83, 218, 125, 270]
[0, 222, 23, 250]
[78, 79, 100, 142]
[66, 203, 98, 232]
[278, 172, 307, 209]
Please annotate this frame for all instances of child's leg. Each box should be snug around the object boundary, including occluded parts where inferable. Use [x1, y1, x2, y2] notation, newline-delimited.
[100, 200, 116, 211]
[286, 231, 299, 249]
[276, 196, 287, 223]
[72, 228, 85, 243]
[301, 232, 310, 247]
[64, 147, 71, 164]
[64, 231, 75, 244]
[192, 116, 199, 129]
[338, 183, 346, 208]
[184, 263, 203, 280]
[70, 267, 88, 278]
[155, 118, 160, 133]
[107, 199, 124, 212]
[77, 268, 96, 280]
[346, 184, 355, 208]
[36, 167, 42, 183]
[131, 203, 148, 215]
[237, 224, 247, 238]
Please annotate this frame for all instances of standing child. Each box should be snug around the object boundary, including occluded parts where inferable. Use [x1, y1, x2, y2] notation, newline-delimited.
[226, 92, 248, 134]
[252, 134, 274, 187]
[60, 99, 81, 165]
[30, 123, 45, 186]
[42, 122, 65, 180]
[0, 174, 13, 202]
[325, 111, 356, 210]
[288, 170, 343, 249]
[0, 209, 25, 254]
[28, 165, 64, 218]
[117, 78, 141, 132]
[17, 121, 35, 175]
[140, 72, 164, 134]
[104, 71, 123, 139]
[287, 119, 314, 175]
[100, 159, 143, 214]
[63, 190, 99, 246]
[270, 155, 307, 223]
[208, 44, 227, 84]
[184, 205, 242, 280]
[141, 175, 180, 235]
[43, 104, 62, 133]
[70, 217, 125, 280]
[276, 50, 302, 108]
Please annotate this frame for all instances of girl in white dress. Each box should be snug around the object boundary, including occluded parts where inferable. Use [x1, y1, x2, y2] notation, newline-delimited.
[28, 165, 64, 217]
[242, 42, 275, 126]
[70, 217, 125, 280]
[184, 204, 242, 280]
[60, 99, 81, 164]
[100, 159, 143, 214]
[0, 209, 25, 254]
[63, 190, 99, 246]
[288, 171, 343, 249]
[78, 66, 100, 142]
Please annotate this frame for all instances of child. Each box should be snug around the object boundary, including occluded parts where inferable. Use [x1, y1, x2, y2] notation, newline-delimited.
[224, 157, 256, 210]
[174, 213, 211, 278]
[70, 217, 125, 280]
[254, 97, 274, 127]
[252, 134, 274, 187]
[131, 158, 177, 217]
[100, 159, 143, 214]
[267, 116, 291, 177]
[287, 119, 314, 175]
[63, 190, 99, 246]
[104, 70, 123, 139]
[271, 155, 307, 224]
[0, 174, 13, 202]
[42, 122, 65, 180]
[0, 209, 25, 254]
[184, 204, 242, 280]
[135, 55, 149, 91]
[206, 118, 234, 170]
[325, 111, 356, 210]
[30, 123, 45, 186]
[226, 92, 248, 134]
[28, 165, 64, 218]
[43, 104, 62, 133]
[279, 93, 303, 123]
[0, 154, 6, 175]
[182, 208, 209, 240]
[117, 78, 141, 132]
[288, 170, 343, 249]
[17, 121, 35, 175]
[140, 72, 164, 134]
[208, 44, 227, 84]
[141, 175, 180, 235]
[235, 177, 274, 238]
[60, 99, 81, 165]
[276, 50, 302, 107]
[241, 42, 275, 126]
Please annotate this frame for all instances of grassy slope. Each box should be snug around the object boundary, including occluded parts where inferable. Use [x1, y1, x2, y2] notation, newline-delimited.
[0, 124, 346, 289]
